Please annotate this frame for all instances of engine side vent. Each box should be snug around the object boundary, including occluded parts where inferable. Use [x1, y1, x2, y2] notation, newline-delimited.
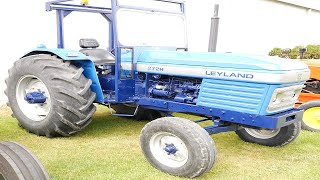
[197, 79, 269, 115]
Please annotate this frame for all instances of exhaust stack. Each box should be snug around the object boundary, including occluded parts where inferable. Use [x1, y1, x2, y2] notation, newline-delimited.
[208, 4, 220, 52]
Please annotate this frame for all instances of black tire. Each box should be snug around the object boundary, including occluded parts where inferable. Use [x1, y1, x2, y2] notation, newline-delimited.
[140, 117, 216, 178]
[299, 101, 320, 132]
[111, 104, 163, 121]
[5, 54, 96, 137]
[0, 141, 50, 180]
[235, 122, 301, 147]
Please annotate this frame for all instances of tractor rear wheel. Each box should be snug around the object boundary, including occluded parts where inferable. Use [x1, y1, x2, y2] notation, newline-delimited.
[5, 54, 96, 137]
[235, 122, 301, 146]
[111, 104, 163, 121]
[140, 117, 216, 178]
[0, 141, 49, 180]
[299, 101, 320, 132]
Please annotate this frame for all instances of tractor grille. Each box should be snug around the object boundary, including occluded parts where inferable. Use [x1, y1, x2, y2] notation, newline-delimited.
[197, 79, 269, 115]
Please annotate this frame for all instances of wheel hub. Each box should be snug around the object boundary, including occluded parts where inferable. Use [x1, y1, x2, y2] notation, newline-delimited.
[149, 132, 188, 168]
[303, 107, 320, 130]
[164, 143, 177, 155]
[16, 75, 51, 122]
[24, 91, 47, 104]
[245, 128, 281, 139]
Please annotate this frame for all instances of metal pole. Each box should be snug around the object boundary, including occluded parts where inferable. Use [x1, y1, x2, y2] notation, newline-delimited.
[208, 4, 219, 52]
[56, 10, 65, 48]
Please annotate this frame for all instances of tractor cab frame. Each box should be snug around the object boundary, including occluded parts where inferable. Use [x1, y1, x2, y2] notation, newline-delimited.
[46, 0, 187, 104]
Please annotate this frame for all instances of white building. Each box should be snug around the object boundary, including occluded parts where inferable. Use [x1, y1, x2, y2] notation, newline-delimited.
[0, 0, 319, 105]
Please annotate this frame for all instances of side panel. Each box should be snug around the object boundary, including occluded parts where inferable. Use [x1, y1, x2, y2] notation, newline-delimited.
[22, 48, 104, 103]
[197, 79, 270, 115]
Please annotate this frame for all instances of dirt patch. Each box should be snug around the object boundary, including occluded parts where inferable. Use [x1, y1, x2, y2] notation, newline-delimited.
[0, 105, 12, 117]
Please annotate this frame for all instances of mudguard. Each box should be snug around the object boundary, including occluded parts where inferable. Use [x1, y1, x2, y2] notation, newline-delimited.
[22, 47, 104, 103]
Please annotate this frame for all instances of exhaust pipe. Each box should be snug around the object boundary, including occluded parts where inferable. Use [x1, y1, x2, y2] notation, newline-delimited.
[208, 4, 220, 52]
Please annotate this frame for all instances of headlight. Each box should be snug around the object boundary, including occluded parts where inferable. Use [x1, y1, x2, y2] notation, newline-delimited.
[267, 85, 304, 113]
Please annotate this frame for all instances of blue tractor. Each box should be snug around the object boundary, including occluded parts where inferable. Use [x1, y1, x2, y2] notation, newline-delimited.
[5, 0, 310, 178]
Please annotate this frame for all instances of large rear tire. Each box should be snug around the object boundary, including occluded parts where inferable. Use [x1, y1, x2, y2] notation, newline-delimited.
[235, 122, 301, 146]
[0, 141, 50, 180]
[111, 104, 163, 121]
[140, 117, 216, 178]
[299, 101, 320, 132]
[5, 54, 96, 137]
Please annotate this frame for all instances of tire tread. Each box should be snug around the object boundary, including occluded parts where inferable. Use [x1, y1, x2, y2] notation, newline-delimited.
[5, 54, 96, 137]
[0, 141, 50, 180]
[140, 117, 216, 178]
[236, 122, 301, 147]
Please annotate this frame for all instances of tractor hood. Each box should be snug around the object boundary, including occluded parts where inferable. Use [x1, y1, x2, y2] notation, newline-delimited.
[137, 50, 307, 71]
[130, 50, 310, 84]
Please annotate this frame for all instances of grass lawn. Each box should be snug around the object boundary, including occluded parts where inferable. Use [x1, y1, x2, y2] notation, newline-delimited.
[0, 105, 319, 180]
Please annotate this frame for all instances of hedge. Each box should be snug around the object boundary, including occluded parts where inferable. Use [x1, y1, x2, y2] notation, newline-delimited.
[269, 45, 320, 59]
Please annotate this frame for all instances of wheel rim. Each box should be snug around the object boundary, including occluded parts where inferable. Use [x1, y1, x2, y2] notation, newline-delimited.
[303, 107, 320, 130]
[16, 75, 51, 121]
[149, 132, 189, 168]
[245, 128, 280, 139]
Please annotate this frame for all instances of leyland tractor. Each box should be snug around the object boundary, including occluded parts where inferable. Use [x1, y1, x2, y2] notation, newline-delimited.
[5, 0, 310, 178]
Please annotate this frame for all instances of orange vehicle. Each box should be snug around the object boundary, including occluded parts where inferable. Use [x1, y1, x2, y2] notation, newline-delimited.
[297, 60, 320, 132]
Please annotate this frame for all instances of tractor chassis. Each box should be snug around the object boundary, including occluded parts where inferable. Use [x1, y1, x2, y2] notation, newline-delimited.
[107, 97, 303, 134]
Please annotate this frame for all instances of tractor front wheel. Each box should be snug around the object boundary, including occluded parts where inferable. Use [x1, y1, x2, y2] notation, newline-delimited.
[299, 101, 320, 132]
[0, 141, 50, 180]
[140, 117, 216, 178]
[235, 122, 301, 146]
[5, 54, 96, 137]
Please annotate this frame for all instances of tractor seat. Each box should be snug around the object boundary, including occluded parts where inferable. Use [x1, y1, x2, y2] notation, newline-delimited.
[79, 39, 115, 66]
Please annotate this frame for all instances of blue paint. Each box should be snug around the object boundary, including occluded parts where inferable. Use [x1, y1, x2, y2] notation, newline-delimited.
[118, 79, 135, 102]
[198, 79, 269, 115]
[98, 74, 115, 93]
[24, 91, 47, 104]
[56, 10, 65, 48]
[137, 97, 303, 130]
[22, 48, 104, 103]
[204, 125, 239, 134]
[174, 93, 194, 103]
[37, 44, 47, 49]
[164, 144, 177, 155]
[72, 60, 104, 103]
[118, 47, 135, 102]
[147, 77, 200, 104]
[137, 50, 307, 72]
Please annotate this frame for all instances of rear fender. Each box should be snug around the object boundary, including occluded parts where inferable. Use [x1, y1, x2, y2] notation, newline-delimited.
[22, 48, 104, 103]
